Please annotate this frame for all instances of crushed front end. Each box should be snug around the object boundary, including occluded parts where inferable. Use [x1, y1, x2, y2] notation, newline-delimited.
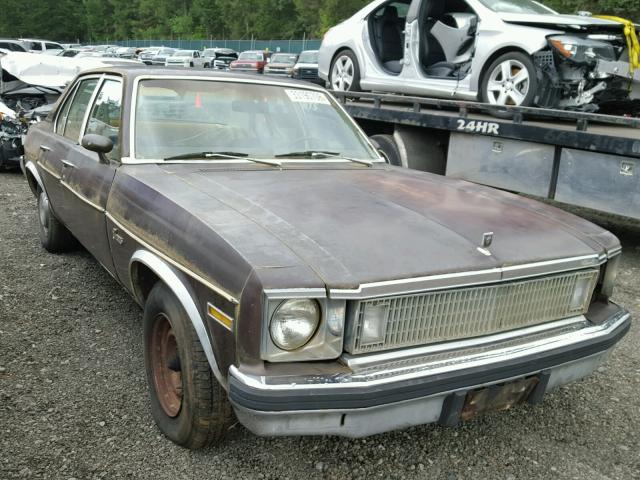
[535, 20, 640, 112]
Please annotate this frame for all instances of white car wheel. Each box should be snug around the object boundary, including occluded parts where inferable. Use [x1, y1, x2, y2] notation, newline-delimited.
[330, 52, 360, 92]
[485, 59, 531, 106]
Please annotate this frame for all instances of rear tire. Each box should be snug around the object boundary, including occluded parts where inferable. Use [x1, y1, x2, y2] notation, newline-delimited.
[37, 188, 75, 253]
[369, 134, 402, 166]
[143, 282, 233, 449]
[330, 50, 361, 92]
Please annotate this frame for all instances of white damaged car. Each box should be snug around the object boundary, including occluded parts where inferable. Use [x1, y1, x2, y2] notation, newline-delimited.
[318, 0, 640, 111]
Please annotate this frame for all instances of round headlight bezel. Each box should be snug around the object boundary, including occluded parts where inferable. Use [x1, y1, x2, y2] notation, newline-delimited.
[269, 299, 321, 351]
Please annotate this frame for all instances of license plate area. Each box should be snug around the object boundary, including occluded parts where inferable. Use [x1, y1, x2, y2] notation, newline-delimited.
[461, 377, 539, 422]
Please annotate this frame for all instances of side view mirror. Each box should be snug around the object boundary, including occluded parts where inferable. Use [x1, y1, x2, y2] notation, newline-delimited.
[81, 134, 113, 163]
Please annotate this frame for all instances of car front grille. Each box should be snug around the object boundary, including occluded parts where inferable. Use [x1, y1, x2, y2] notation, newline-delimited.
[345, 269, 599, 354]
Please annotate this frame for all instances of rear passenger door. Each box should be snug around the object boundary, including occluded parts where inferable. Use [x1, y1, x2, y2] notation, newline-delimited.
[58, 76, 124, 275]
[38, 76, 101, 218]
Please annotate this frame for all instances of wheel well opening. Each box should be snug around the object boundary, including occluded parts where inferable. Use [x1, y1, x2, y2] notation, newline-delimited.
[25, 170, 40, 196]
[332, 47, 354, 68]
[131, 262, 161, 305]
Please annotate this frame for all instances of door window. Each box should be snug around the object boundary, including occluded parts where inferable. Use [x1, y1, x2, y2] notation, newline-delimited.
[84, 79, 123, 162]
[62, 78, 99, 142]
[46, 43, 63, 51]
[55, 84, 79, 135]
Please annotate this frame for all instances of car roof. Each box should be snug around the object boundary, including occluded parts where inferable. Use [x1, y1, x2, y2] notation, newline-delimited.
[77, 66, 326, 88]
[20, 38, 59, 42]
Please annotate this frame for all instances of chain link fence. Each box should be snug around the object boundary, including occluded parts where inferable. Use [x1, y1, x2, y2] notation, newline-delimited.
[90, 39, 321, 53]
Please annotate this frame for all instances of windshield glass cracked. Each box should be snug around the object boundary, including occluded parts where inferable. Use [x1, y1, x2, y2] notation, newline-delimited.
[134, 79, 378, 161]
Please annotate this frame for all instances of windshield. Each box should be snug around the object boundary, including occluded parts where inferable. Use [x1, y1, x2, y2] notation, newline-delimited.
[173, 50, 192, 56]
[298, 51, 319, 63]
[239, 51, 263, 61]
[478, 0, 556, 14]
[271, 54, 297, 64]
[134, 79, 378, 161]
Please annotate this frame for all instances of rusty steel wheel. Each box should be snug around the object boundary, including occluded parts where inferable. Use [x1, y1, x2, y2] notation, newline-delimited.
[149, 314, 183, 418]
[143, 282, 234, 449]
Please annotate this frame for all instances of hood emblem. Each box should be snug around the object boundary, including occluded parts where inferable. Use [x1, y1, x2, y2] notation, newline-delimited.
[482, 232, 494, 248]
[478, 232, 494, 257]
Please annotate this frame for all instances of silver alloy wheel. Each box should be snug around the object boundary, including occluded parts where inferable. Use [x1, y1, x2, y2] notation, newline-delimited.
[485, 59, 530, 106]
[331, 55, 355, 91]
[38, 190, 50, 235]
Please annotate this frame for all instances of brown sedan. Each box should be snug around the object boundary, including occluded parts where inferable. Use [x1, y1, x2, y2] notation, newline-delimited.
[22, 67, 630, 449]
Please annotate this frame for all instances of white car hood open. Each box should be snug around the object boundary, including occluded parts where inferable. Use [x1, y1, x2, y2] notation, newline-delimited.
[0, 52, 109, 94]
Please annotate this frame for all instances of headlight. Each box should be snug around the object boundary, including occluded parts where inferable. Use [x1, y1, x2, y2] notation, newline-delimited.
[270, 299, 320, 351]
[548, 35, 616, 63]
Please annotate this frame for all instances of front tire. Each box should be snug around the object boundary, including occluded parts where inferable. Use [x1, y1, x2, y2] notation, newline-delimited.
[481, 52, 537, 110]
[37, 188, 75, 253]
[143, 282, 233, 449]
[330, 50, 361, 92]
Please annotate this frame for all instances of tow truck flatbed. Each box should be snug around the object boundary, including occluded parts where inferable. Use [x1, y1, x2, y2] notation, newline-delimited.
[334, 91, 640, 221]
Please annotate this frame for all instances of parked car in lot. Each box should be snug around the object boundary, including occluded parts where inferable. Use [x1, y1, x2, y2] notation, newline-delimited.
[165, 49, 210, 68]
[230, 50, 270, 73]
[139, 47, 162, 65]
[150, 47, 176, 66]
[116, 47, 137, 59]
[291, 50, 323, 84]
[22, 66, 630, 449]
[264, 53, 299, 77]
[202, 48, 238, 70]
[319, 0, 640, 111]
[19, 38, 65, 55]
[0, 39, 28, 53]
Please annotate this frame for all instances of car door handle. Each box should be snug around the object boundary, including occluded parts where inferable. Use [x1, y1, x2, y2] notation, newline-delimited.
[61, 159, 76, 169]
[39, 145, 51, 152]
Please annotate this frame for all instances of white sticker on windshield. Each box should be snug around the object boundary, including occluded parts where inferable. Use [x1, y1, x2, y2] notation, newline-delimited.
[285, 89, 331, 105]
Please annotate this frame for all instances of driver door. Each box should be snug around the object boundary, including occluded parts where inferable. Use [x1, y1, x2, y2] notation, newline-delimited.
[57, 75, 123, 275]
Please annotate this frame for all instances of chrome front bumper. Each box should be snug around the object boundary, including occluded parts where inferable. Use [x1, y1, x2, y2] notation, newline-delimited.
[229, 306, 630, 437]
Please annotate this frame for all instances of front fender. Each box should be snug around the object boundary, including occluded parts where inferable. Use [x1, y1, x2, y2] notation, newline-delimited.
[129, 249, 226, 387]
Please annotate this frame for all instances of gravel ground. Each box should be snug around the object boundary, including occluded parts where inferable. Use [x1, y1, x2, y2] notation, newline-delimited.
[1, 171, 639, 480]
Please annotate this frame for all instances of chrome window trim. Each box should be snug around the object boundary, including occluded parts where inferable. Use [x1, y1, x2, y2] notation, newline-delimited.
[230, 310, 630, 391]
[78, 74, 107, 144]
[126, 74, 382, 164]
[80, 74, 124, 148]
[54, 81, 80, 135]
[106, 212, 239, 305]
[58, 75, 102, 141]
[329, 253, 607, 299]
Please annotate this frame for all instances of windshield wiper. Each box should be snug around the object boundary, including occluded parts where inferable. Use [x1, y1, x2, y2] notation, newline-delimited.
[163, 151, 281, 167]
[275, 150, 374, 167]
[275, 150, 339, 159]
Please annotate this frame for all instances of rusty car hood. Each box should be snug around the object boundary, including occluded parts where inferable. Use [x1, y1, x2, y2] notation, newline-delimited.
[133, 164, 616, 290]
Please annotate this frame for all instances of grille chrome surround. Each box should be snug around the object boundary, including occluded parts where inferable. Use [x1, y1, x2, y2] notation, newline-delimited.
[345, 269, 599, 354]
